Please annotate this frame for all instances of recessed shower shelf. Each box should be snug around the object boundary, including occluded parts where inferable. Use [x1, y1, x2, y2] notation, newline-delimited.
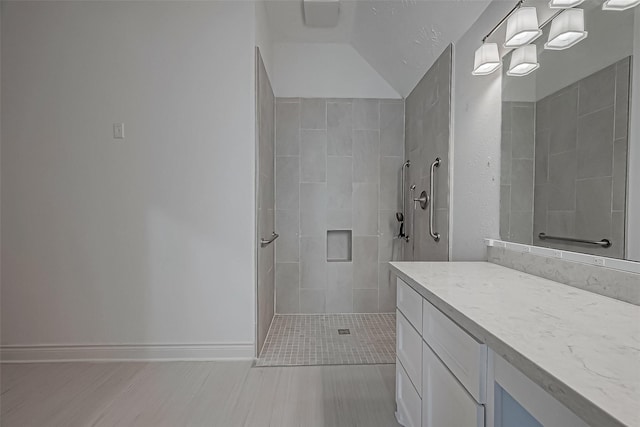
[327, 230, 352, 262]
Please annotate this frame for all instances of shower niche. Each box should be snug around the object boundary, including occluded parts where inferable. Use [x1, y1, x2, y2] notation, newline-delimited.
[327, 230, 352, 262]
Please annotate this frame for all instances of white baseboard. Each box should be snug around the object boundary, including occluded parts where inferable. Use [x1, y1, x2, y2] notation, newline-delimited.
[0, 343, 255, 363]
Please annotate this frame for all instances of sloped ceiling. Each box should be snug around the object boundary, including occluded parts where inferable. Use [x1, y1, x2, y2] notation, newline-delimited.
[265, 0, 491, 97]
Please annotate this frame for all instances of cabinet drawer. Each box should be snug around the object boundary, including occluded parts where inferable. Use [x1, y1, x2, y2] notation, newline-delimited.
[397, 278, 422, 334]
[397, 309, 422, 397]
[422, 299, 487, 403]
[422, 342, 484, 427]
[396, 359, 422, 427]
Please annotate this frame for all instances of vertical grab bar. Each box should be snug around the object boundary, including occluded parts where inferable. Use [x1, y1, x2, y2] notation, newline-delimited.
[429, 158, 441, 242]
[400, 161, 410, 241]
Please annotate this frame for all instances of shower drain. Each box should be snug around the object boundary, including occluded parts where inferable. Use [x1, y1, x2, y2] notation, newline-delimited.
[337, 329, 350, 335]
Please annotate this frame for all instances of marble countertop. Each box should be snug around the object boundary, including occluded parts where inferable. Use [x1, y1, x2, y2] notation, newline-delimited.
[389, 261, 640, 427]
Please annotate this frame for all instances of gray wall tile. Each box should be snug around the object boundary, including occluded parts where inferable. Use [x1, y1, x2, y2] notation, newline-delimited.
[511, 105, 535, 159]
[300, 130, 327, 182]
[275, 97, 404, 313]
[327, 263, 353, 313]
[578, 64, 615, 117]
[379, 156, 403, 210]
[276, 101, 300, 155]
[353, 236, 378, 289]
[353, 289, 379, 313]
[276, 156, 300, 211]
[327, 156, 353, 211]
[611, 210, 625, 259]
[378, 210, 402, 262]
[402, 47, 452, 262]
[501, 130, 512, 186]
[548, 150, 576, 211]
[327, 102, 353, 156]
[576, 106, 614, 179]
[549, 87, 578, 155]
[612, 138, 628, 211]
[353, 130, 380, 183]
[575, 177, 612, 241]
[301, 98, 327, 130]
[380, 102, 404, 156]
[500, 184, 511, 240]
[353, 99, 380, 130]
[300, 236, 327, 289]
[615, 58, 631, 140]
[510, 211, 533, 245]
[328, 209, 352, 229]
[276, 263, 299, 314]
[510, 159, 534, 212]
[353, 183, 379, 236]
[522, 58, 630, 257]
[300, 289, 326, 313]
[547, 211, 575, 237]
[276, 209, 299, 263]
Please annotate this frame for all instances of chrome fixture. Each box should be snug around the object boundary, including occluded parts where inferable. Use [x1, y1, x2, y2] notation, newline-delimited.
[407, 184, 417, 243]
[397, 160, 411, 240]
[414, 191, 429, 210]
[428, 158, 441, 242]
[538, 233, 611, 248]
[260, 232, 279, 247]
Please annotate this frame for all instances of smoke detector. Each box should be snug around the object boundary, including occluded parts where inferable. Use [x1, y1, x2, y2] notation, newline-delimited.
[303, 0, 340, 28]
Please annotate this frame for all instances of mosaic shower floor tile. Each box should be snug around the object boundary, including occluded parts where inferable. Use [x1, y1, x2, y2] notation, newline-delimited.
[256, 313, 396, 367]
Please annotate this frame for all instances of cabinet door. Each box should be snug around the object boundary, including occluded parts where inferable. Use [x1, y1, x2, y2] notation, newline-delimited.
[397, 310, 422, 396]
[423, 342, 484, 427]
[397, 359, 422, 427]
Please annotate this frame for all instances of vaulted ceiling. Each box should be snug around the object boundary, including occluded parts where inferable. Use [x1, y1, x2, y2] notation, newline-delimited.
[265, 0, 491, 97]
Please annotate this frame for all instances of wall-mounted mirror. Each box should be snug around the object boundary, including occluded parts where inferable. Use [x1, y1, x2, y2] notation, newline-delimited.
[500, 0, 637, 260]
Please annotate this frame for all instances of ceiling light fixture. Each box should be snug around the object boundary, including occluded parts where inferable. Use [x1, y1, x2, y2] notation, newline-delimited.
[504, 7, 542, 48]
[602, 0, 640, 10]
[472, 43, 502, 75]
[507, 45, 540, 76]
[545, 9, 588, 50]
[549, 0, 584, 8]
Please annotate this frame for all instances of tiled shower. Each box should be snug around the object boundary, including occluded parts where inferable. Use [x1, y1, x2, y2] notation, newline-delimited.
[272, 47, 453, 315]
[274, 97, 405, 314]
[257, 46, 454, 363]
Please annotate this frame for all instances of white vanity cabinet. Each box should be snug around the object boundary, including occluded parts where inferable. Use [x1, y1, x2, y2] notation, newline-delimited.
[395, 275, 591, 427]
[422, 341, 485, 427]
[396, 277, 486, 427]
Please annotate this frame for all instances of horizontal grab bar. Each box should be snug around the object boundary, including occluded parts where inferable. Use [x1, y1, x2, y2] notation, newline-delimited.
[260, 232, 279, 248]
[538, 233, 611, 248]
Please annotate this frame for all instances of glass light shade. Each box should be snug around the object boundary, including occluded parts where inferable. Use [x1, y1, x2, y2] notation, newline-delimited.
[507, 45, 540, 77]
[504, 7, 542, 48]
[544, 9, 588, 50]
[549, 0, 584, 8]
[602, 0, 640, 10]
[472, 43, 501, 76]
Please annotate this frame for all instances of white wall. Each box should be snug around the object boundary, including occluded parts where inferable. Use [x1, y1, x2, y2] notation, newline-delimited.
[628, 7, 640, 262]
[255, 0, 273, 80]
[271, 42, 401, 99]
[1, 1, 258, 358]
[450, 1, 514, 261]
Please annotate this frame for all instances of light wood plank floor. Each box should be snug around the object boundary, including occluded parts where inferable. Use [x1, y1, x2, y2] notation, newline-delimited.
[1, 362, 400, 427]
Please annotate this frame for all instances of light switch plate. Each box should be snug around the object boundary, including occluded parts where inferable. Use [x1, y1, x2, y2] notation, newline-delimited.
[113, 123, 125, 139]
